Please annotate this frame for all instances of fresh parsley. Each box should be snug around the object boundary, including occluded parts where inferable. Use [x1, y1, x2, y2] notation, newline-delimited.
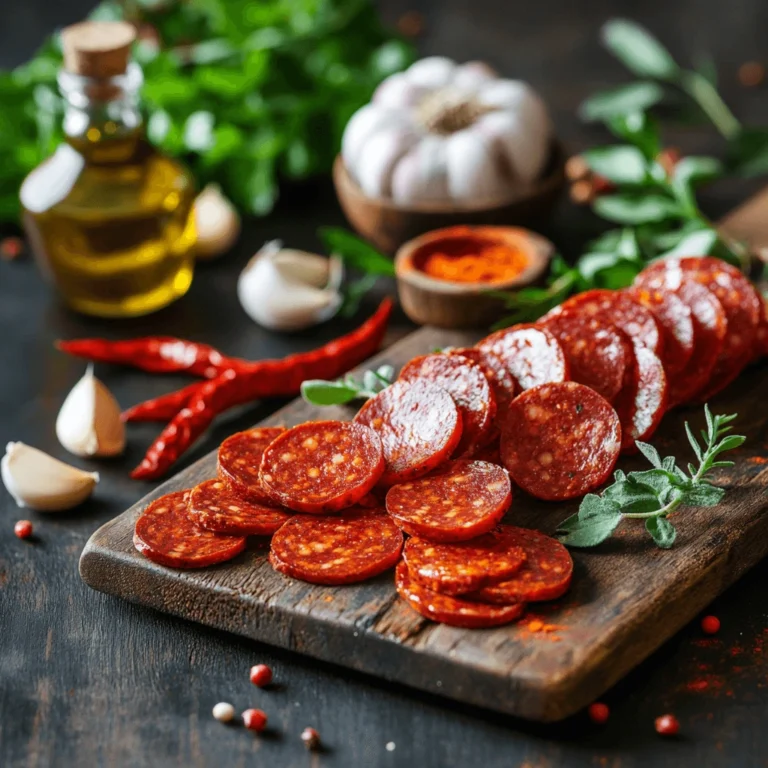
[301, 364, 394, 406]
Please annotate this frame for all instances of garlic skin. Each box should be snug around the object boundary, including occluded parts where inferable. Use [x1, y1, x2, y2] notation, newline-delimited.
[238, 240, 343, 332]
[193, 184, 241, 260]
[2, 442, 99, 512]
[342, 57, 552, 206]
[56, 365, 125, 458]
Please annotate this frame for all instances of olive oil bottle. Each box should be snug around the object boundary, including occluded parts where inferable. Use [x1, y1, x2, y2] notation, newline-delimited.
[21, 21, 196, 317]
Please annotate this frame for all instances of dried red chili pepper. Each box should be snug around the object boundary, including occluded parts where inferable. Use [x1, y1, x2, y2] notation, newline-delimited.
[122, 381, 207, 422]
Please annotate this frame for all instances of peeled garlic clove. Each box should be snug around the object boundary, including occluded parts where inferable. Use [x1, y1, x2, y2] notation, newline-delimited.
[193, 184, 241, 260]
[1, 442, 99, 512]
[56, 365, 125, 458]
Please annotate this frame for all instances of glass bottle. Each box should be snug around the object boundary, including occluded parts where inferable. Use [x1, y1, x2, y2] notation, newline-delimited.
[21, 21, 196, 317]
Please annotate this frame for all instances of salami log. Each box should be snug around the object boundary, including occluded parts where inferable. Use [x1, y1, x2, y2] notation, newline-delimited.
[269, 508, 403, 585]
[259, 421, 384, 514]
[133, 490, 246, 569]
[354, 379, 463, 486]
[189, 479, 292, 536]
[469, 527, 573, 603]
[395, 562, 525, 628]
[386, 460, 511, 542]
[500, 381, 621, 501]
[476, 324, 569, 391]
[398, 353, 496, 457]
[218, 427, 286, 504]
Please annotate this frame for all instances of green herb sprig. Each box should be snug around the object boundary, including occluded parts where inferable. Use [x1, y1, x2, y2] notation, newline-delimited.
[556, 405, 745, 550]
[301, 364, 393, 406]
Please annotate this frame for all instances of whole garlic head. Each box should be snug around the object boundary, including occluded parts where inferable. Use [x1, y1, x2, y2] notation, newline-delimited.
[56, 365, 125, 458]
[194, 184, 241, 260]
[237, 240, 343, 332]
[342, 57, 552, 206]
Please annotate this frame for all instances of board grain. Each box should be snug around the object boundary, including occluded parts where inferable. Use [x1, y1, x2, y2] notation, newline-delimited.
[79, 193, 768, 723]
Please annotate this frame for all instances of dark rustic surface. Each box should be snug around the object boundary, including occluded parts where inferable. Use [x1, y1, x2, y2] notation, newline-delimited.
[3, 1, 768, 766]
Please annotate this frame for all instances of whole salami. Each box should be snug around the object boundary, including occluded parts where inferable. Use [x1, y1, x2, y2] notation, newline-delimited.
[218, 427, 286, 504]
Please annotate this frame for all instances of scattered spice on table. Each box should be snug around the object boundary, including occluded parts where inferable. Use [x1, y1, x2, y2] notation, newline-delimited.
[14, 520, 33, 539]
[0, 236, 24, 261]
[588, 702, 610, 724]
[738, 61, 765, 87]
[301, 727, 321, 751]
[655, 714, 680, 736]
[250, 664, 272, 688]
[242, 708, 268, 732]
[212, 702, 235, 723]
[701, 615, 721, 635]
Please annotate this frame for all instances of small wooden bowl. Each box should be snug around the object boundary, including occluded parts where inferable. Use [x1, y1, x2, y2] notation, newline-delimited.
[395, 225, 555, 329]
[332, 143, 565, 255]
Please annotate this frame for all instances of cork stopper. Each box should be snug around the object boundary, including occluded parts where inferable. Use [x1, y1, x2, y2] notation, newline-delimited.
[61, 21, 136, 79]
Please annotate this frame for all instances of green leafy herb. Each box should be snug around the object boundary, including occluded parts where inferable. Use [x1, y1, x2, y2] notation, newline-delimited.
[556, 405, 745, 550]
[301, 364, 394, 406]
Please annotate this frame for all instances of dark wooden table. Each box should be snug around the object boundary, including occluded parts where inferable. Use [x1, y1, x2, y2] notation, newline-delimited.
[2, 2, 768, 766]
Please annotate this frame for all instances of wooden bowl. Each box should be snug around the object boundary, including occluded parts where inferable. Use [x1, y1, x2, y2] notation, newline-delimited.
[332, 143, 566, 255]
[395, 225, 555, 329]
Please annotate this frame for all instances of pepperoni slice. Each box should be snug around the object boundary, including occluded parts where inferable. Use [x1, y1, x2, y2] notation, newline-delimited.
[218, 427, 286, 504]
[385, 460, 511, 543]
[469, 439, 501, 465]
[500, 381, 621, 501]
[538, 311, 631, 403]
[133, 490, 246, 569]
[402, 529, 526, 595]
[188, 479, 292, 536]
[269, 508, 403, 585]
[398, 353, 496, 457]
[476, 324, 569, 391]
[469, 527, 573, 603]
[395, 562, 526, 628]
[354, 379, 463, 486]
[259, 421, 384, 514]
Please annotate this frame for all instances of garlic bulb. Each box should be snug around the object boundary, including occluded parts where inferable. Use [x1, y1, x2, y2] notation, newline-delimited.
[2, 442, 99, 511]
[237, 240, 343, 332]
[56, 365, 125, 458]
[194, 184, 241, 260]
[342, 57, 552, 206]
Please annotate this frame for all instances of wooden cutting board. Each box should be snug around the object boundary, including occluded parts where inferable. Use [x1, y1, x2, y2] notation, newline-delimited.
[80, 191, 768, 722]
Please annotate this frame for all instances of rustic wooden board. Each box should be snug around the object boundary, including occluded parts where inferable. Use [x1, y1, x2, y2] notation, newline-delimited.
[80, 193, 768, 723]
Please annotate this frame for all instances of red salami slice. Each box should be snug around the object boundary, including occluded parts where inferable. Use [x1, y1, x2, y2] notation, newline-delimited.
[398, 353, 496, 457]
[133, 490, 246, 569]
[469, 527, 573, 603]
[538, 311, 631, 403]
[470, 439, 501, 465]
[447, 347, 517, 424]
[354, 379, 463, 486]
[259, 421, 384, 514]
[476, 324, 569, 391]
[395, 562, 526, 628]
[402, 529, 526, 595]
[500, 381, 621, 501]
[385, 460, 511, 542]
[189, 479, 292, 536]
[269, 508, 403, 585]
[218, 427, 286, 504]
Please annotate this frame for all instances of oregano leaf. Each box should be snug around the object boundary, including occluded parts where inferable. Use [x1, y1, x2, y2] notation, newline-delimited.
[636, 440, 662, 468]
[646, 516, 677, 548]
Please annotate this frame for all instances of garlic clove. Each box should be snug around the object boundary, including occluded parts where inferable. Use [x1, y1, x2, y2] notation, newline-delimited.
[272, 248, 333, 288]
[355, 127, 419, 198]
[372, 72, 429, 110]
[2, 442, 99, 512]
[193, 184, 241, 260]
[452, 61, 497, 91]
[56, 365, 126, 458]
[392, 135, 450, 204]
[405, 56, 457, 89]
[444, 129, 510, 201]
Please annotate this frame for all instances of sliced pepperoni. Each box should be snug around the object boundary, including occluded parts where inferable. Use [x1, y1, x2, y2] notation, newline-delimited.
[218, 427, 286, 504]
[398, 353, 496, 457]
[133, 490, 246, 569]
[469, 527, 573, 603]
[395, 561, 526, 628]
[469, 439, 501, 465]
[354, 379, 463, 486]
[269, 508, 403, 585]
[259, 421, 384, 514]
[385, 460, 511, 542]
[188, 479, 291, 536]
[476, 324, 569, 391]
[402, 529, 526, 595]
[500, 381, 621, 501]
[538, 311, 631, 403]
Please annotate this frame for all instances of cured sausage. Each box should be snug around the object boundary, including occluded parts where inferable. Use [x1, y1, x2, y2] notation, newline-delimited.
[398, 353, 496, 457]
[500, 381, 621, 501]
[402, 529, 526, 595]
[218, 427, 286, 504]
[259, 421, 384, 514]
[189, 479, 292, 536]
[386, 460, 511, 542]
[469, 527, 573, 603]
[395, 562, 526, 628]
[269, 508, 403, 585]
[476, 324, 569, 391]
[354, 379, 463, 486]
[133, 490, 246, 569]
